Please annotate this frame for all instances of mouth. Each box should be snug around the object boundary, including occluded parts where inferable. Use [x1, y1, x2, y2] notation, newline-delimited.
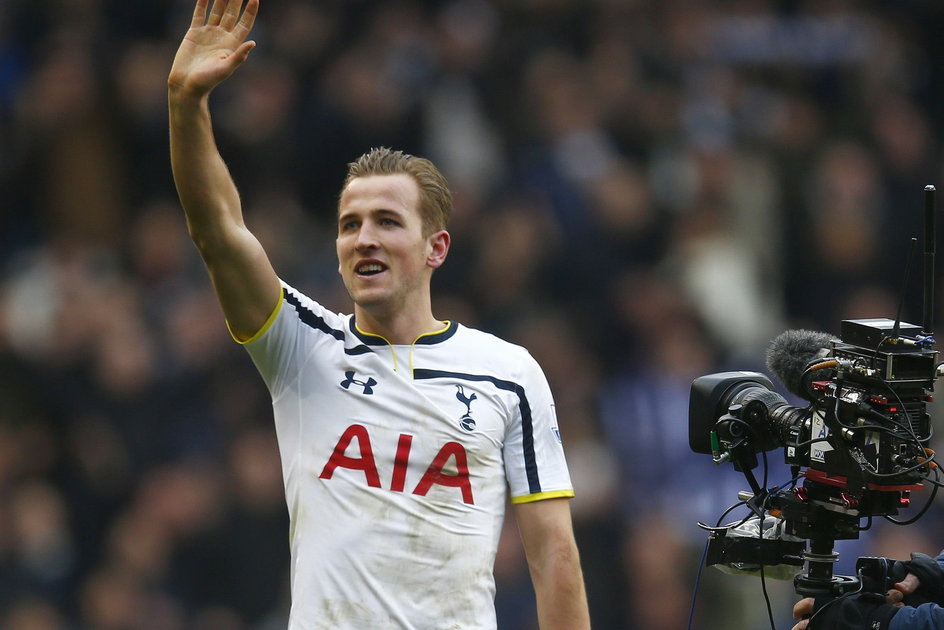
[355, 261, 388, 277]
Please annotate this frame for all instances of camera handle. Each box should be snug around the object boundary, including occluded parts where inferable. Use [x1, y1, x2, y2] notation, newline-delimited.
[747, 476, 866, 599]
[794, 533, 861, 598]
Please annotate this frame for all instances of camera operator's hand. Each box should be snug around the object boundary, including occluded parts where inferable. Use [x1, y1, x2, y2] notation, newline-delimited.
[898, 552, 944, 606]
[791, 597, 814, 629]
[791, 580, 913, 627]
[887, 573, 921, 607]
[791, 594, 899, 630]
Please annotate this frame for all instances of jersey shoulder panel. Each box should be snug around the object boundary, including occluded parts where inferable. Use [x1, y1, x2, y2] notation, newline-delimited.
[445, 325, 535, 376]
[437, 325, 574, 502]
[241, 281, 368, 394]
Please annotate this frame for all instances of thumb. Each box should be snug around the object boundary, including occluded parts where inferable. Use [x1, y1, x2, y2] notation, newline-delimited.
[792, 597, 815, 619]
[895, 573, 921, 595]
[231, 40, 256, 66]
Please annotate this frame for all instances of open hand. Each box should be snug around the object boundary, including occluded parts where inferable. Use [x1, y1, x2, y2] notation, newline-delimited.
[168, 0, 259, 98]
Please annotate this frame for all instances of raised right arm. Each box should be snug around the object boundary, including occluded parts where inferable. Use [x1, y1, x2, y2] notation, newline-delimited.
[168, 0, 281, 340]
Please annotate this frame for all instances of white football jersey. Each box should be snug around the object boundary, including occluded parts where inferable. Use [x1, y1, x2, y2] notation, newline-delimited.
[240, 282, 574, 630]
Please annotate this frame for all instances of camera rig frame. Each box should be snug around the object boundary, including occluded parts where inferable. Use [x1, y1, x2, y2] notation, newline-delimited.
[689, 186, 942, 600]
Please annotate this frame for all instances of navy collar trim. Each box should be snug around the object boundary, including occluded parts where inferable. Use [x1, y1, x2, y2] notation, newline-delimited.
[349, 317, 458, 346]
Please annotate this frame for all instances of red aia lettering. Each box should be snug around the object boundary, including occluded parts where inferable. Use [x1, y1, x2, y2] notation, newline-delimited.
[319, 424, 381, 487]
[319, 425, 474, 504]
[413, 442, 473, 504]
[390, 433, 413, 492]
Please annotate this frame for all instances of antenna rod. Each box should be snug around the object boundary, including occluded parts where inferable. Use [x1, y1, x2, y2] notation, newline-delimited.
[893, 238, 918, 340]
[923, 185, 936, 335]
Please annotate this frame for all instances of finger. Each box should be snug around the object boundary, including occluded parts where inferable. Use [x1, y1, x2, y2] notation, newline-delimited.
[209, 41, 255, 84]
[791, 621, 809, 630]
[191, 0, 210, 27]
[232, 40, 256, 65]
[887, 588, 904, 605]
[220, 0, 243, 30]
[792, 597, 814, 619]
[207, 0, 229, 26]
[221, 40, 256, 74]
[895, 573, 921, 595]
[232, 0, 259, 41]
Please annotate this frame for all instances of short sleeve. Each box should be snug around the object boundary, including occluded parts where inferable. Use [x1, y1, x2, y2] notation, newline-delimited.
[502, 351, 574, 503]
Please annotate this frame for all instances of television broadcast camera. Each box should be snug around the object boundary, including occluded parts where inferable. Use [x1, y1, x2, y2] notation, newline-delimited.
[689, 186, 943, 600]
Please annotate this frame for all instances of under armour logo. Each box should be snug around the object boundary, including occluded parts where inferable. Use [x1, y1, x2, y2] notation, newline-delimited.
[456, 385, 477, 432]
[340, 371, 377, 395]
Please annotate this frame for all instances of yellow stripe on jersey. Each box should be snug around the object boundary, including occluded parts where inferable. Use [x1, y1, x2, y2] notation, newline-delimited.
[352, 321, 453, 374]
[409, 321, 451, 374]
[353, 324, 393, 345]
[412, 321, 452, 343]
[510, 489, 575, 504]
[353, 325, 400, 371]
[229, 287, 285, 345]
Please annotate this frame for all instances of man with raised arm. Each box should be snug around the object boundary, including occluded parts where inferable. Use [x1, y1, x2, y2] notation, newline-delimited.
[168, 1, 591, 628]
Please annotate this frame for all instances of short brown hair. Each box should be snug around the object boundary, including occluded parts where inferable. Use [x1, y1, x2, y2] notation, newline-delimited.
[343, 147, 452, 235]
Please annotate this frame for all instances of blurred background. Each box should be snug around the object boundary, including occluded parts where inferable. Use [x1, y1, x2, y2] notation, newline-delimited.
[2, 0, 944, 628]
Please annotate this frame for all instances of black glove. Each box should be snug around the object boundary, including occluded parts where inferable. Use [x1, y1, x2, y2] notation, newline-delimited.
[808, 593, 899, 630]
[901, 551, 944, 606]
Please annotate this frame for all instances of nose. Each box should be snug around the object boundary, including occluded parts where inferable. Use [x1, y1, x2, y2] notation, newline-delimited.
[354, 222, 379, 250]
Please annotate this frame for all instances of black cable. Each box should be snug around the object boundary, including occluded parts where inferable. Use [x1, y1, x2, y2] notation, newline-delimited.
[817, 382, 866, 486]
[733, 423, 776, 630]
[817, 350, 918, 443]
[686, 538, 711, 630]
[710, 474, 800, 529]
[882, 381, 932, 444]
[813, 379, 936, 485]
[756, 495, 777, 630]
[689, 499, 754, 630]
[724, 416, 770, 493]
[793, 436, 833, 449]
[866, 459, 935, 478]
[923, 475, 944, 489]
[885, 467, 940, 525]
[700, 415, 781, 630]
[702, 506, 752, 533]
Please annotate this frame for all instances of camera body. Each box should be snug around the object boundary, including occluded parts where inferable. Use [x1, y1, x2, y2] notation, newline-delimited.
[690, 318, 938, 595]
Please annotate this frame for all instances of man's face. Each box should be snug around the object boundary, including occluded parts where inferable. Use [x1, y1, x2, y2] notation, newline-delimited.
[336, 174, 445, 317]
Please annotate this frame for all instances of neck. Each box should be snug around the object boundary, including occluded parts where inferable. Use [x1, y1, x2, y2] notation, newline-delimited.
[353, 304, 444, 345]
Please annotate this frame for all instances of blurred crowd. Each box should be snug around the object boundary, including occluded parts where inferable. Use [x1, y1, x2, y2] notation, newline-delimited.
[3, 0, 944, 629]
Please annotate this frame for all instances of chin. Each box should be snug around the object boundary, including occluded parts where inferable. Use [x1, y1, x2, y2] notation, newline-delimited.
[350, 290, 392, 312]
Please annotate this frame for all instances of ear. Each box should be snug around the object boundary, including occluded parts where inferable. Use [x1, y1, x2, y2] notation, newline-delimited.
[426, 230, 450, 269]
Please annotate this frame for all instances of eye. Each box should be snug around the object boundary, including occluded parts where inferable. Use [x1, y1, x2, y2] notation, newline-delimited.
[339, 219, 359, 232]
[379, 218, 399, 227]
